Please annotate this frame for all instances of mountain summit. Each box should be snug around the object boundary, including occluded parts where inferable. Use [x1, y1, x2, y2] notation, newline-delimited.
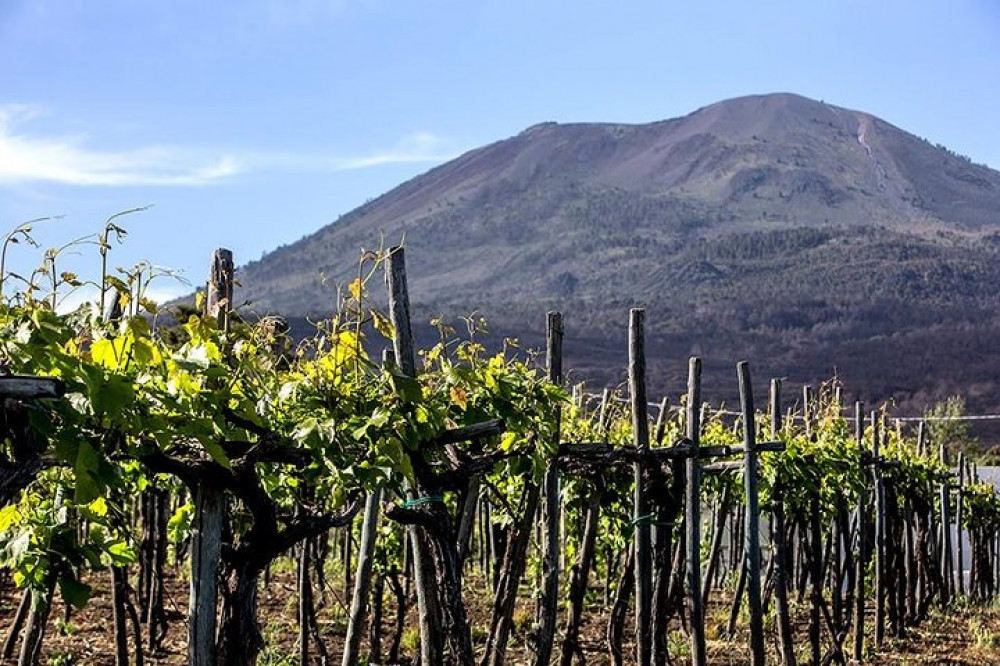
[235, 93, 1000, 415]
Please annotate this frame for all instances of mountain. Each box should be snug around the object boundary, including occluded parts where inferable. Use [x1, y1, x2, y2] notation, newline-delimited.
[234, 93, 1000, 423]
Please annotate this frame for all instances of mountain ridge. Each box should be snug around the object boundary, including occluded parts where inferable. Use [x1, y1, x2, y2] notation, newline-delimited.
[233, 92, 1000, 423]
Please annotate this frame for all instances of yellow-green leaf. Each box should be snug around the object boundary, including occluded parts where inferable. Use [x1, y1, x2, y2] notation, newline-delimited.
[371, 310, 394, 339]
[348, 277, 363, 300]
[450, 386, 468, 411]
[0, 505, 21, 532]
[87, 497, 108, 517]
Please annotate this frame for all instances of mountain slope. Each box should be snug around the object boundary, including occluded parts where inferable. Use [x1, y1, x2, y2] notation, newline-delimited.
[234, 93, 1000, 419]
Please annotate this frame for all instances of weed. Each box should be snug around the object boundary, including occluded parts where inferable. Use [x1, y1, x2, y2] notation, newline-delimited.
[54, 618, 77, 636]
[50, 651, 77, 666]
[401, 626, 420, 655]
[970, 616, 1000, 649]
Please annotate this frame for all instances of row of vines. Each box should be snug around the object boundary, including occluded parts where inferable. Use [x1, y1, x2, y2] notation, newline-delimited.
[1, 234, 1000, 666]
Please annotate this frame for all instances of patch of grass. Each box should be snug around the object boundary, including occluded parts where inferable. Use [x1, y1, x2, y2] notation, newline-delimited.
[257, 649, 298, 666]
[513, 605, 535, 637]
[49, 651, 78, 666]
[55, 618, 78, 636]
[970, 616, 1000, 649]
[401, 626, 420, 655]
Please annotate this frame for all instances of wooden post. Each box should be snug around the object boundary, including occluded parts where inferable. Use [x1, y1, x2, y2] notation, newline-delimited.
[803, 385, 814, 439]
[652, 396, 669, 445]
[385, 247, 443, 665]
[629, 309, 651, 666]
[111, 566, 129, 666]
[771, 379, 796, 666]
[686, 357, 707, 666]
[342, 488, 383, 666]
[297, 536, 312, 666]
[189, 484, 223, 666]
[1, 591, 29, 660]
[873, 412, 886, 648]
[853, 401, 866, 662]
[939, 441, 953, 605]
[456, 478, 480, 567]
[957, 452, 965, 598]
[738, 362, 765, 666]
[534, 311, 564, 666]
[207, 248, 233, 332]
[16, 574, 55, 666]
[809, 491, 822, 664]
[188, 248, 232, 666]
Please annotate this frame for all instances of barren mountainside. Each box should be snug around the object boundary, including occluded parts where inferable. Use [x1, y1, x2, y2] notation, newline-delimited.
[234, 93, 1000, 424]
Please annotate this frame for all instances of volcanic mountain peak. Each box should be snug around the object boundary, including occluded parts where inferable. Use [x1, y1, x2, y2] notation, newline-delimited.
[238, 92, 1000, 316]
[233, 92, 1000, 418]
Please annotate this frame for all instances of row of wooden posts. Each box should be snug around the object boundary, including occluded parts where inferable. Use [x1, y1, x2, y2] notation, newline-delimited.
[3, 245, 997, 666]
[206, 245, 994, 666]
[27, 246, 988, 666]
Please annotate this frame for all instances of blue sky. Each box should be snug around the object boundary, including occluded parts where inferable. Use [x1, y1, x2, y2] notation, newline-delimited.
[2, 0, 999, 305]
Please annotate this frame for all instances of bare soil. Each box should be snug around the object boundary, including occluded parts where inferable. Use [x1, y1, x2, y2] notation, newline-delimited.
[3, 566, 1000, 665]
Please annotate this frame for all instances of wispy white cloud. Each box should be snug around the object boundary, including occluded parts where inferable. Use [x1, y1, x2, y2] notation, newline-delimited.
[0, 105, 243, 186]
[254, 132, 464, 171]
[0, 106, 462, 186]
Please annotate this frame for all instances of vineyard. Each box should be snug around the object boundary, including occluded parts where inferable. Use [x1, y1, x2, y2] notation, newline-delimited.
[2, 237, 1000, 666]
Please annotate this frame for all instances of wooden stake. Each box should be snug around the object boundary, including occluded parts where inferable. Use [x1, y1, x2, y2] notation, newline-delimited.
[940, 441, 954, 605]
[342, 488, 383, 666]
[874, 412, 887, 648]
[803, 385, 814, 439]
[534, 312, 564, 666]
[738, 362, 765, 666]
[629, 309, 651, 666]
[188, 248, 232, 666]
[771, 379, 796, 666]
[957, 452, 966, 598]
[385, 247, 443, 665]
[686, 357, 707, 666]
[853, 401, 866, 662]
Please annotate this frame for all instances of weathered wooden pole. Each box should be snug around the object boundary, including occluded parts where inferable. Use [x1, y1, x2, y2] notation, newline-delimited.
[297, 536, 312, 666]
[738, 362, 765, 666]
[803, 385, 814, 439]
[342, 487, 383, 666]
[188, 248, 232, 666]
[111, 565, 130, 666]
[686, 357, 707, 666]
[957, 451, 966, 598]
[853, 401, 866, 663]
[873, 412, 886, 648]
[809, 489, 822, 664]
[652, 396, 669, 445]
[533, 312, 564, 666]
[771, 379, 796, 666]
[629, 309, 652, 666]
[207, 248, 233, 332]
[385, 247, 443, 665]
[916, 420, 930, 611]
[939, 441, 953, 606]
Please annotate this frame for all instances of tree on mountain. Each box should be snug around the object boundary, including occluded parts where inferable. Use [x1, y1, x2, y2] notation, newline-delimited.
[925, 394, 979, 458]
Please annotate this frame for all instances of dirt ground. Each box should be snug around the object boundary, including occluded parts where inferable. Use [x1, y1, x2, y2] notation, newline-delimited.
[3, 565, 1000, 665]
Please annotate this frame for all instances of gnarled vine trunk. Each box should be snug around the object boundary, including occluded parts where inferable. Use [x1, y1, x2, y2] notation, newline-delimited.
[216, 561, 265, 666]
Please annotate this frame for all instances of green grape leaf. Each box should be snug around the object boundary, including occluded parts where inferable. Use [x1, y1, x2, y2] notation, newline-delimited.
[200, 439, 231, 469]
[74, 440, 103, 503]
[107, 542, 137, 565]
[58, 573, 92, 609]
